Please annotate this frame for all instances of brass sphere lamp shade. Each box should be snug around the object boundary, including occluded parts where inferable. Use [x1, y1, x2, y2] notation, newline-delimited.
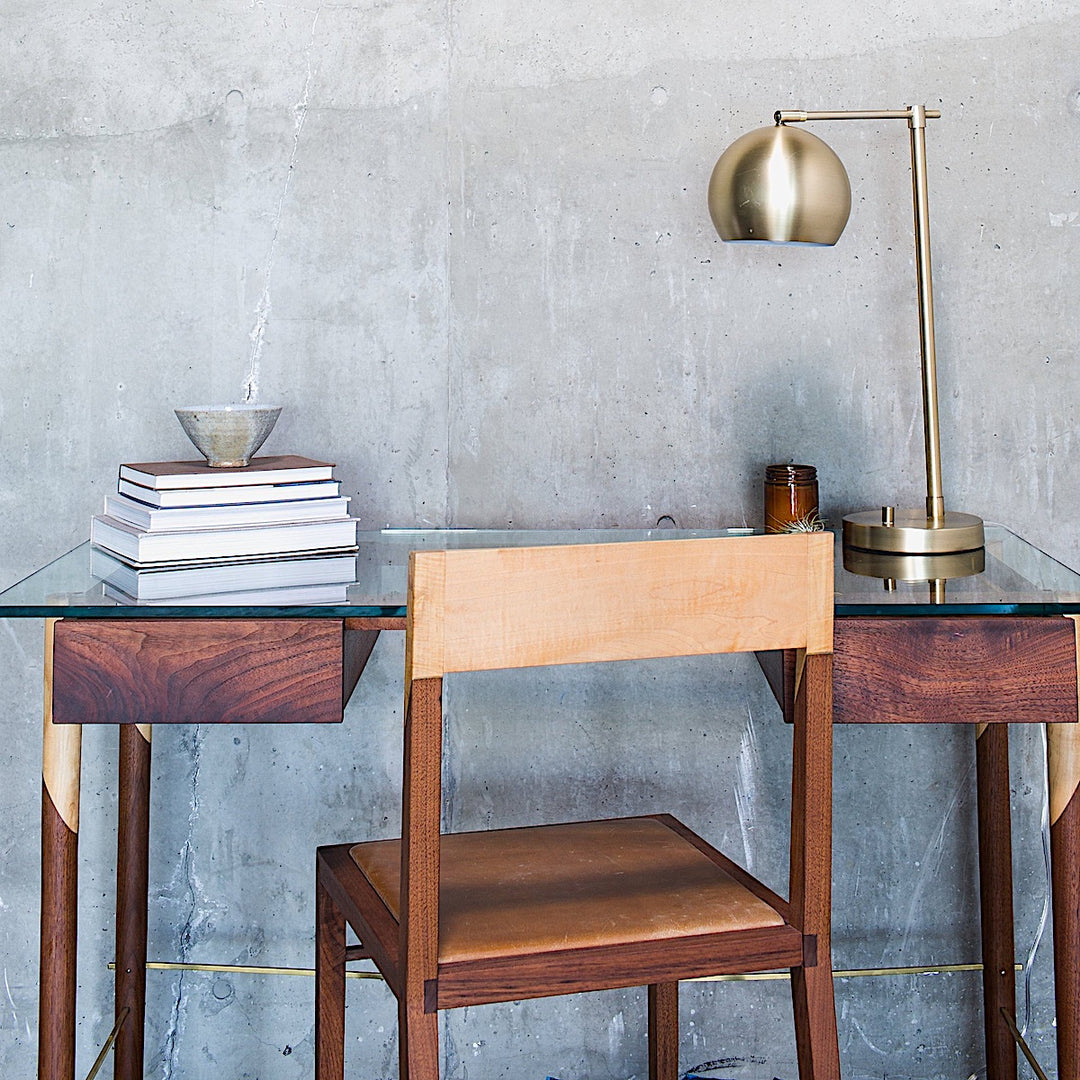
[710, 107, 984, 557]
[708, 124, 851, 245]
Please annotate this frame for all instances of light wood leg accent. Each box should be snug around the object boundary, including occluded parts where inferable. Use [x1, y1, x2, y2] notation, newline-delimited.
[40, 619, 80, 1080]
[1047, 616, 1080, 1080]
[1048, 724, 1080, 1080]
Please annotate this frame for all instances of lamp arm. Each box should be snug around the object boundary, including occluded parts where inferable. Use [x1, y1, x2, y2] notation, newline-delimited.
[775, 105, 945, 523]
[775, 109, 941, 123]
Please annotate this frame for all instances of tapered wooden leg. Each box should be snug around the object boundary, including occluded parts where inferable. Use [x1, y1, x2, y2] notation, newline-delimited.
[1048, 720, 1080, 1080]
[315, 865, 347, 1080]
[648, 982, 679, 1080]
[975, 724, 1017, 1080]
[791, 962, 840, 1080]
[399, 995, 439, 1080]
[40, 619, 81, 1080]
[115, 724, 151, 1080]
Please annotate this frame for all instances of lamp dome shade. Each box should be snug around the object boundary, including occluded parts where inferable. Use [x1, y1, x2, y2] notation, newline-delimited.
[708, 124, 852, 245]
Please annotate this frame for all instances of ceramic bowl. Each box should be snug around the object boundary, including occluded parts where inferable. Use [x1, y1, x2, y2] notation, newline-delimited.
[174, 404, 283, 468]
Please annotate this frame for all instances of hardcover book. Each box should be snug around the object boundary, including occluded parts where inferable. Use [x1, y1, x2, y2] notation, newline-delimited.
[90, 547, 358, 600]
[90, 514, 358, 565]
[118, 455, 335, 490]
[104, 492, 351, 532]
[118, 477, 341, 508]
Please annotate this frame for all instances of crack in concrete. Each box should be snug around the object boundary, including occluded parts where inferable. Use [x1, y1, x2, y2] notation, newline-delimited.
[161, 724, 205, 1080]
[244, 5, 322, 402]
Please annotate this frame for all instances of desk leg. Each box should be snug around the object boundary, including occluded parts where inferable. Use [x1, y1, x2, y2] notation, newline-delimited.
[1047, 723, 1080, 1080]
[975, 724, 1018, 1080]
[40, 619, 80, 1080]
[115, 724, 151, 1080]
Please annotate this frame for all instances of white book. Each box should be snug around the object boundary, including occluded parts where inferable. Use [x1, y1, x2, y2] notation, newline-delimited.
[90, 514, 358, 565]
[104, 492, 351, 531]
[103, 581, 350, 606]
[91, 546, 357, 600]
[118, 477, 342, 508]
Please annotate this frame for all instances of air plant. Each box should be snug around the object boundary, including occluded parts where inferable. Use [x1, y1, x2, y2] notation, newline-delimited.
[781, 512, 828, 533]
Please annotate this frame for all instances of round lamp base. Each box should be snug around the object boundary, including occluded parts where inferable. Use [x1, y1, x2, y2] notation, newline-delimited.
[842, 509, 985, 555]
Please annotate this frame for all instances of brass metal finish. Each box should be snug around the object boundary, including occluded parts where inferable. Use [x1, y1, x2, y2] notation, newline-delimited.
[711, 105, 984, 555]
[110, 959, 383, 980]
[844, 508, 985, 556]
[843, 544, 985, 582]
[708, 125, 851, 245]
[1000, 1008, 1051, 1080]
[84, 1007, 130, 1080]
[116, 958, 1016, 981]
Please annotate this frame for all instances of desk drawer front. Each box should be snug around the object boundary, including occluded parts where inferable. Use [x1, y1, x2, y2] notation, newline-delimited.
[51, 619, 346, 725]
[834, 616, 1078, 725]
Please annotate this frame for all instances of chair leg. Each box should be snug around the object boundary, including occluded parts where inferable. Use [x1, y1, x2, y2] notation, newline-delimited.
[791, 963, 840, 1080]
[315, 867, 346, 1080]
[648, 982, 679, 1080]
[399, 995, 440, 1080]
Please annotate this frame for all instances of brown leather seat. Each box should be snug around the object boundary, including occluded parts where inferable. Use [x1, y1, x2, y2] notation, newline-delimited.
[315, 534, 839, 1079]
[351, 816, 785, 963]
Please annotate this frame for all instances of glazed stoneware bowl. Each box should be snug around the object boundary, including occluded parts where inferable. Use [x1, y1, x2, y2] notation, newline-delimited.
[174, 404, 283, 468]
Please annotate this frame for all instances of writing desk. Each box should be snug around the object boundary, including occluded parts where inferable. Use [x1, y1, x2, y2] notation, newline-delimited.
[2, 524, 1079, 1080]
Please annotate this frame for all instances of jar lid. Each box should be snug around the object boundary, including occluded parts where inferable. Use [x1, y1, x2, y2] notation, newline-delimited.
[765, 463, 817, 483]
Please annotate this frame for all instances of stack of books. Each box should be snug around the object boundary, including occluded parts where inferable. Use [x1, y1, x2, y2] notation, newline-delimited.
[90, 455, 358, 603]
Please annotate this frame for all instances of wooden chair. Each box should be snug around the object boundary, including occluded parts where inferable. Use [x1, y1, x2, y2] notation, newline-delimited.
[315, 532, 839, 1079]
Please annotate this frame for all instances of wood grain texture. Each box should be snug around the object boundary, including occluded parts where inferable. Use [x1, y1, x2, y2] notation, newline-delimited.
[975, 725, 1018, 1080]
[788, 650, 840, 1080]
[433, 924, 805, 1010]
[399, 995, 439, 1080]
[790, 962, 841, 1080]
[833, 617, 1078, 724]
[408, 534, 833, 679]
[315, 865, 346, 1080]
[648, 983, 679, 1080]
[316, 536, 838, 1076]
[40, 618, 80, 1080]
[51, 619, 347, 724]
[317, 845, 401, 996]
[400, 678, 442, 1017]
[115, 726, 151, 1080]
[1051, 782, 1080, 1080]
[1048, 710, 1080, 825]
[789, 652, 834, 944]
[39, 782, 78, 1080]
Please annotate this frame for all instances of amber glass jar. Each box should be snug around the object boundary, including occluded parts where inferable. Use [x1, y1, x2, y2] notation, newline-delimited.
[764, 464, 819, 533]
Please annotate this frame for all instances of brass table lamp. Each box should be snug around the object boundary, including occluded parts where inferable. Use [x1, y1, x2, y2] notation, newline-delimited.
[709, 106, 984, 556]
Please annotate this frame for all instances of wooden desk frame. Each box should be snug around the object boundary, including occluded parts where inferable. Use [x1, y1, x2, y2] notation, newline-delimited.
[37, 611, 1080, 1080]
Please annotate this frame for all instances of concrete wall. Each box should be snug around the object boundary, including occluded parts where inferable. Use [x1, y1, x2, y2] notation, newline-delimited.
[1, 1, 1078, 1076]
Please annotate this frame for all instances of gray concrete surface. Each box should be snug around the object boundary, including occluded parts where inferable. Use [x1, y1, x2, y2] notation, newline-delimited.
[1, 1, 1078, 1076]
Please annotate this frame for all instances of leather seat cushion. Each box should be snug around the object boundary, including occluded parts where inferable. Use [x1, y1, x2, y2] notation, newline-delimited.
[350, 816, 784, 963]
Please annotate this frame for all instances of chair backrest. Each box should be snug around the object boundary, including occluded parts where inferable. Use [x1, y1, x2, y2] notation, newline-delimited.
[406, 532, 833, 682]
[396, 532, 835, 988]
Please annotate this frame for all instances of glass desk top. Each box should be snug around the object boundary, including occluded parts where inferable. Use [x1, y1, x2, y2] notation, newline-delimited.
[1, 524, 1078, 619]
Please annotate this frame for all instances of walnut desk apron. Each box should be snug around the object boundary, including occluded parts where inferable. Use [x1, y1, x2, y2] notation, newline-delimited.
[3, 524, 1080, 1080]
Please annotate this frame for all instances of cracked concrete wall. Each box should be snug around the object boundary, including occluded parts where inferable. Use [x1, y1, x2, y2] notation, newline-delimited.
[0, 1, 1078, 1077]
